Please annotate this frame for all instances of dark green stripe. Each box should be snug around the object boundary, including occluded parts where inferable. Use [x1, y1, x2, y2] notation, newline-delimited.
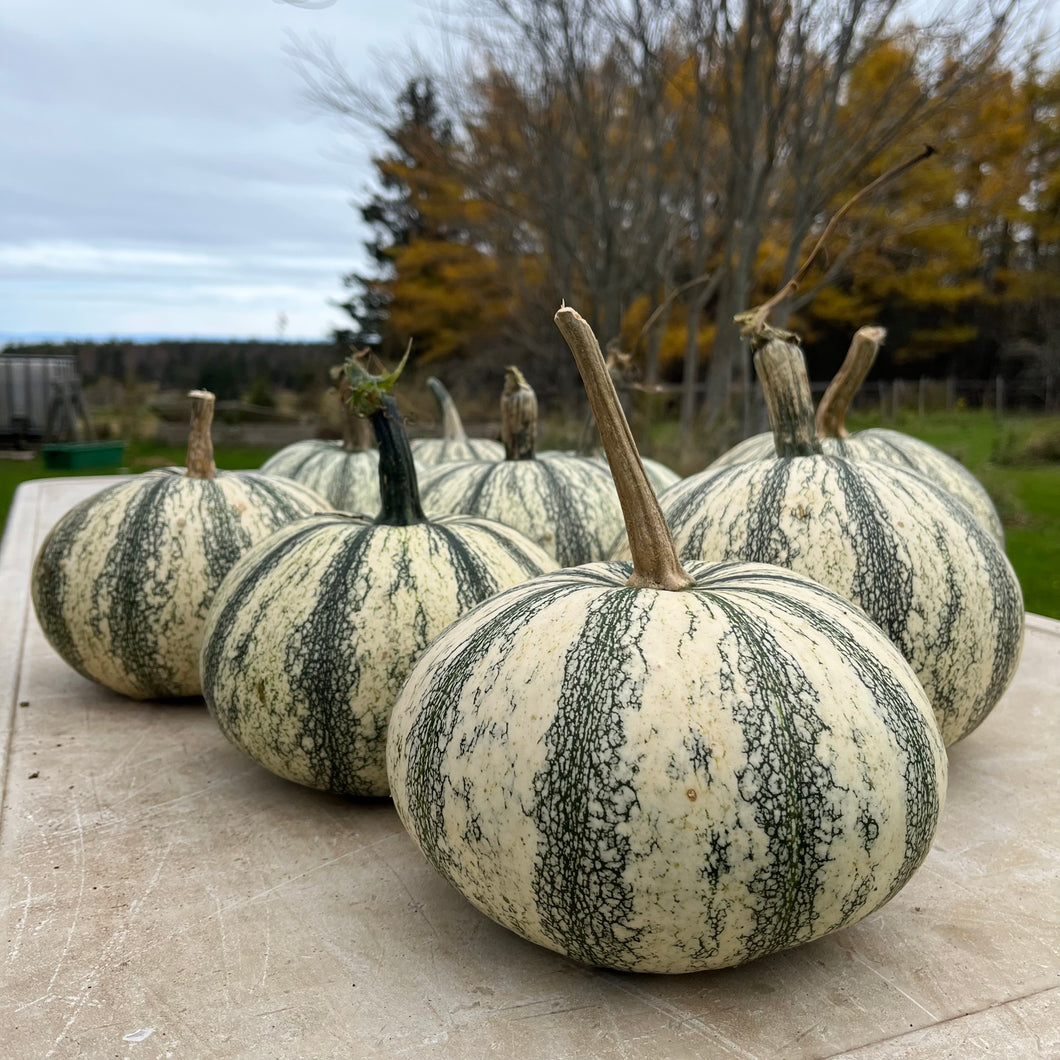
[706, 593, 838, 959]
[201, 518, 332, 712]
[697, 562, 941, 906]
[529, 588, 646, 966]
[400, 578, 590, 893]
[97, 474, 198, 697]
[31, 484, 126, 683]
[825, 459, 915, 645]
[262, 441, 337, 478]
[835, 434, 917, 469]
[277, 523, 380, 790]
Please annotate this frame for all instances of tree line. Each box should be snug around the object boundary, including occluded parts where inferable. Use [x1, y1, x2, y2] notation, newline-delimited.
[2, 339, 335, 402]
[300, 0, 1060, 434]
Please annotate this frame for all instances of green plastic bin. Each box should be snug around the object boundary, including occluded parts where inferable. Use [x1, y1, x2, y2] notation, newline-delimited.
[41, 441, 126, 470]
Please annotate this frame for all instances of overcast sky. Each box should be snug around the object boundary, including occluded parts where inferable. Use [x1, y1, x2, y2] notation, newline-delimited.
[1, 0, 444, 342]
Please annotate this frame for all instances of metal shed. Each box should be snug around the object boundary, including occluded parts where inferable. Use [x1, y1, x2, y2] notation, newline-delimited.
[0, 354, 90, 445]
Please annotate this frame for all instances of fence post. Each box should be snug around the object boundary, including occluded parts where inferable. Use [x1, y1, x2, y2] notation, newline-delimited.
[995, 376, 1005, 420]
[946, 375, 956, 411]
[918, 376, 927, 418]
[892, 378, 902, 419]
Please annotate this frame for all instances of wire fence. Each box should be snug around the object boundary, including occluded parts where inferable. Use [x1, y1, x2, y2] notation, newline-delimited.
[633, 375, 1058, 420]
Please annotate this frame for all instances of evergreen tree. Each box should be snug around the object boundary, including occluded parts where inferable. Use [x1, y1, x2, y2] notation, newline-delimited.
[336, 78, 454, 357]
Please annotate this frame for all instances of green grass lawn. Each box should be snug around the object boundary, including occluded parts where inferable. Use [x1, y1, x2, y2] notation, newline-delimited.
[843, 411, 1060, 619]
[3, 411, 1059, 618]
[641, 407, 1060, 620]
[0, 440, 276, 544]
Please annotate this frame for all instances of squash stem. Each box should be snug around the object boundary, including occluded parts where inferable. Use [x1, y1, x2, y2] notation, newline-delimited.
[185, 389, 217, 480]
[815, 326, 885, 439]
[555, 306, 693, 592]
[342, 345, 426, 527]
[338, 375, 374, 452]
[427, 377, 469, 443]
[370, 393, 428, 526]
[501, 367, 537, 461]
[755, 340, 824, 459]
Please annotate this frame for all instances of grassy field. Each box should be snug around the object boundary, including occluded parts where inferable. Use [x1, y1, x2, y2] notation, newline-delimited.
[2, 411, 1058, 618]
[0, 440, 276, 544]
[844, 409, 1060, 621]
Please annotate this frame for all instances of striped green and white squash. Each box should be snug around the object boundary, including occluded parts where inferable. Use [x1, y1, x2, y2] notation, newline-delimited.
[261, 374, 380, 514]
[577, 450, 680, 493]
[260, 439, 379, 515]
[418, 367, 624, 566]
[387, 307, 946, 975]
[709, 327, 1004, 543]
[410, 376, 505, 467]
[202, 355, 556, 797]
[649, 337, 1024, 746]
[31, 391, 329, 700]
[626, 453, 679, 492]
[707, 430, 780, 467]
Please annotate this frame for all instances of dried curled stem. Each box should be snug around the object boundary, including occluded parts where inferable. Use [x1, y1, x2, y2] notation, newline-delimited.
[736, 145, 936, 342]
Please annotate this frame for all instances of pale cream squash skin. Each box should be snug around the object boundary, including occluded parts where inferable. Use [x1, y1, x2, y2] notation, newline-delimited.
[646, 456, 1024, 746]
[411, 436, 505, 467]
[412, 376, 505, 467]
[31, 469, 329, 700]
[262, 439, 381, 515]
[201, 513, 557, 796]
[418, 452, 625, 566]
[708, 429, 1004, 544]
[387, 561, 947, 974]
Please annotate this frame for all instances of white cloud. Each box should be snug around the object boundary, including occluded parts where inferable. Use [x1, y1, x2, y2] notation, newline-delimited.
[0, 240, 352, 278]
[0, 242, 219, 274]
[2, 275, 350, 340]
[0, 0, 444, 338]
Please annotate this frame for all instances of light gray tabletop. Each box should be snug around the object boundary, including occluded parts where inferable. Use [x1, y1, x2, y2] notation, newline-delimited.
[1, 478, 1058, 1060]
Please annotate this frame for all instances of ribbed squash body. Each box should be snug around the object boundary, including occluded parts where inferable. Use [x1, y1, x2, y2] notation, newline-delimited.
[412, 376, 505, 467]
[261, 439, 380, 515]
[387, 560, 946, 974]
[418, 453, 624, 566]
[31, 469, 328, 699]
[412, 436, 505, 467]
[632, 455, 680, 492]
[653, 456, 1024, 745]
[708, 432, 786, 467]
[579, 452, 680, 493]
[201, 513, 556, 796]
[710, 429, 1003, 543]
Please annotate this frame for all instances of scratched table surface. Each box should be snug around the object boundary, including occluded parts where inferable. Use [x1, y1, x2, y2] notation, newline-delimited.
[1, 478, 1058, 1060]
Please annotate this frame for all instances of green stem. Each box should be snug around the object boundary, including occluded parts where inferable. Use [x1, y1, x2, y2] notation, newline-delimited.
[555, 306, 693, 591]
[338, 374, 373, 452]
[369, 394, 427, 526]
[342, 344, 426, 526]
[754, 339, 823, 458]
